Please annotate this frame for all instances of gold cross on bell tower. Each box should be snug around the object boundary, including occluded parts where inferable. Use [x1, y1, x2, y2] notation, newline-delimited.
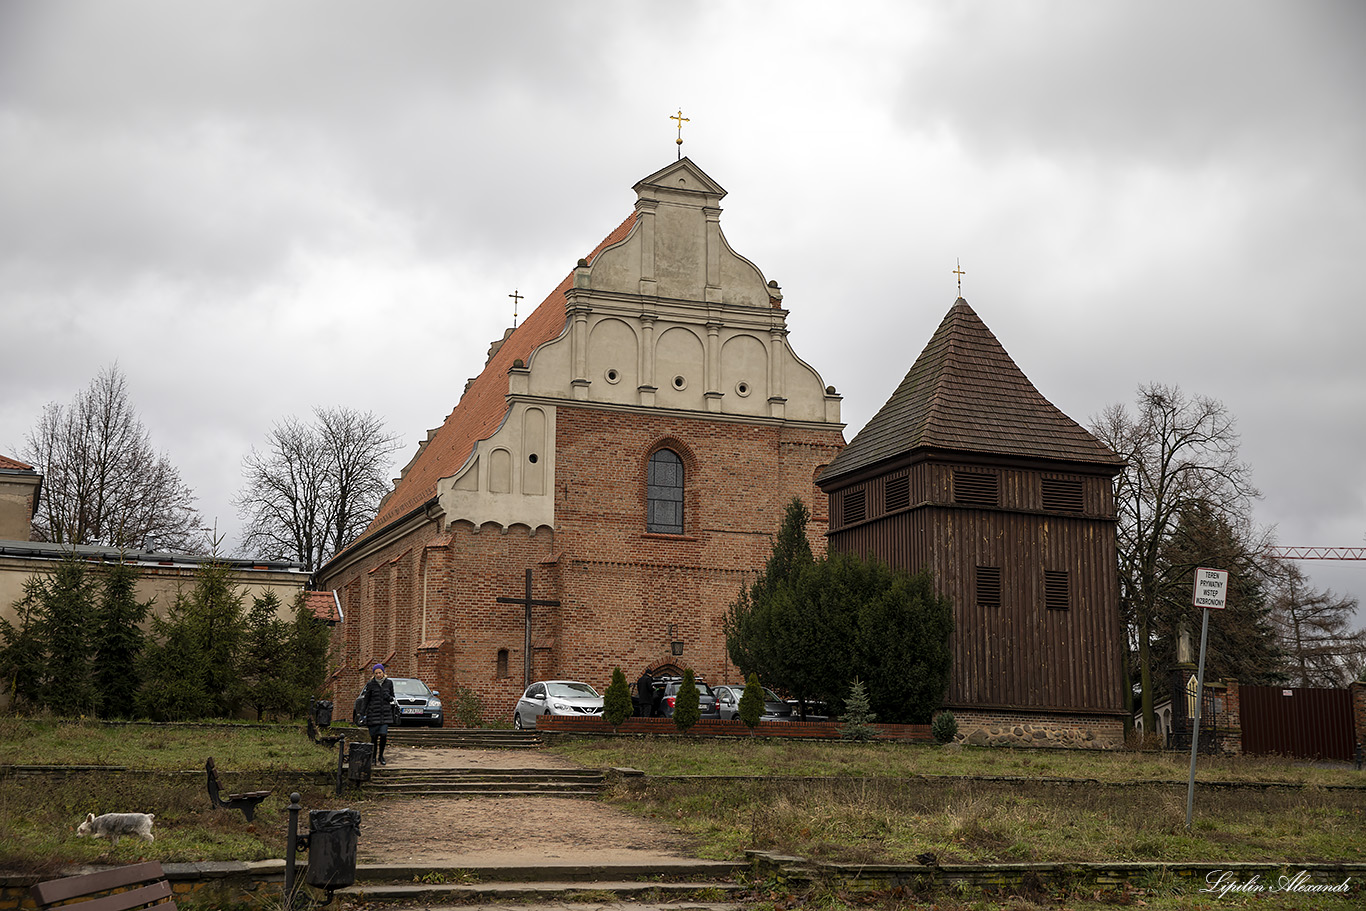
[953, 259, 966, 297]
[509, 289, 523, 328]
[670, 109, 689, 160]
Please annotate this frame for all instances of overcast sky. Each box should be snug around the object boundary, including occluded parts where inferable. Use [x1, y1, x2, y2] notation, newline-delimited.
[2, 1, 1362, 621]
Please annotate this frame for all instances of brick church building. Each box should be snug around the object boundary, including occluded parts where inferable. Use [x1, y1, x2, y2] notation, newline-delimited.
[316, 158, 847, 720]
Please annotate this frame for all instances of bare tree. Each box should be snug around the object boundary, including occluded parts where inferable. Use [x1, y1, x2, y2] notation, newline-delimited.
[1091, 383, 1261, 735]
[21, 364, 207, 552]
[235, 407, 399, 572]
[317, 407, 399, 560]
[1269, 562, 1365, 688]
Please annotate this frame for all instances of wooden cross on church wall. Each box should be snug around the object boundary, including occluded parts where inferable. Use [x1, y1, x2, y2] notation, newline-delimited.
[496, 568, 560, 687]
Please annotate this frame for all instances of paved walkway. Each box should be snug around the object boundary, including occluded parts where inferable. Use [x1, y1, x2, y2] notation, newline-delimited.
[352, 745, 704, 869]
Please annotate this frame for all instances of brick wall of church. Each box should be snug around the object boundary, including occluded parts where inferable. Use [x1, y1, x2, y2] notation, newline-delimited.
[540, 406, 843, 711]
[324, 404, 844, 723]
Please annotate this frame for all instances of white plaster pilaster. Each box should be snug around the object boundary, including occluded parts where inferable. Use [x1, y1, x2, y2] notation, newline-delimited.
[704, 206, 723, 303]
[639, 314, 657, 404]
[637, 198, 658, 297]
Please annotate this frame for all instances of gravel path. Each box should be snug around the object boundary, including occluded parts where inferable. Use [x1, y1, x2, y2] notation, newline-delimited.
[353, 745, 694, 867]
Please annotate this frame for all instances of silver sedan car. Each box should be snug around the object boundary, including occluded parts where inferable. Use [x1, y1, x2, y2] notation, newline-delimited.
[713, 683, 793, 721]
[513, 680, 604, 730]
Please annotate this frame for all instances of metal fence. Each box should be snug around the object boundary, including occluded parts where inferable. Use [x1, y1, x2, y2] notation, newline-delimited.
[1240, 685, 1355, 762]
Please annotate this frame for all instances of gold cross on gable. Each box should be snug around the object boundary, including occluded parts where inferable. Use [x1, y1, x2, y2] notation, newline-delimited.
[953, 259, 966, 297]
[670, 109, 689, 159]
[509, 289, 523, 327]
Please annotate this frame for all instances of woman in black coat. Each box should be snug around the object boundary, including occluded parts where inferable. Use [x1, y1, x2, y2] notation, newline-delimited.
[360, 664, 397, 765]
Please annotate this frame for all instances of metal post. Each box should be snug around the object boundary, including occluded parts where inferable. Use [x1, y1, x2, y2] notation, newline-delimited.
[336, 735, 346, 797]
[284, 792, 302, 908]
[1185, 607, 1211, 830]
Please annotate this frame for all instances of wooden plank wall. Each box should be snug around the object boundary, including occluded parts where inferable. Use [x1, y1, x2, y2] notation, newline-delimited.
[827, 460, 1123, 714]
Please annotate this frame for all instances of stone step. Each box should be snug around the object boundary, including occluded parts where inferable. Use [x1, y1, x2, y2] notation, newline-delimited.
[383, 728, 541, 749]
[361, 788, 607, 799]
[329, 860, 748, 907]
[366, 781, 606, 792]
[369, 778, 604, 789]
[331, 879, 747, 906]
[375, 768, 604, 781]
[351, 860, 745, 884]
[363, 767, 606, 797]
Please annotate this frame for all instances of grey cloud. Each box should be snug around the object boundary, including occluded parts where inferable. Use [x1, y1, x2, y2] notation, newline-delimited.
[892, 2, 1366, 170]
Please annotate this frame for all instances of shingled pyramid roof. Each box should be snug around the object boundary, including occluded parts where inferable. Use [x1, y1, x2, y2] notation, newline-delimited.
[820, 298, 1122, 484]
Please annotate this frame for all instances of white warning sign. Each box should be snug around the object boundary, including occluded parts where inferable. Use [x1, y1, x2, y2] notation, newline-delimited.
[1192, 567, 1228, 610]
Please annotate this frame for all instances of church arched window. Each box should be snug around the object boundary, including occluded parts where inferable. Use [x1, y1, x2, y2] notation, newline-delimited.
[647, 448, 684, 534]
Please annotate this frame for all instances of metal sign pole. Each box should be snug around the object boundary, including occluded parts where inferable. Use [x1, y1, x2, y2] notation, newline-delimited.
[1185, 605, 1211, 830]
[1185, 567, 1228, 831]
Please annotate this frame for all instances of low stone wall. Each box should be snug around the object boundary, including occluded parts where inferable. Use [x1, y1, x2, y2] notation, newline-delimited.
[536, 714, 934, 741]
[946, 710, 1125, 750]
[747, 851, 1364, 898]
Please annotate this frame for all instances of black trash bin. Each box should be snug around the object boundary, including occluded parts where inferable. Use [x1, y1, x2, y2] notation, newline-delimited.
[313, 699, 333, 728]
[346, 742, 374, 782]
[305, 808, 361, 889]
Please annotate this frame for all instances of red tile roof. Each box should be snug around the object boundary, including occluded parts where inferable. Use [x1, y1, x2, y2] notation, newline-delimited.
[304, 590, 341, 623]
[354, 213, 638, 544]
[0, 455, 35, 471]
[821, 297, 1123, 483]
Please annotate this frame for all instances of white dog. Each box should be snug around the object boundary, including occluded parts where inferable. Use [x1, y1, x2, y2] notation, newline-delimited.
[76, 812, 156, 847]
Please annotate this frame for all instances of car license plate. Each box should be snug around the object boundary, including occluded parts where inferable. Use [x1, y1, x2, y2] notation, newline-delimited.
[401, 707, 422, 714]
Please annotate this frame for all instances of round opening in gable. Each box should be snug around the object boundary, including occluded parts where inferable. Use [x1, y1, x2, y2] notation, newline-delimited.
[672, 375, 687, 390]
[528, 453, 538, 464]
[605, 368, 620, 384]
[735, 381, 751, 397]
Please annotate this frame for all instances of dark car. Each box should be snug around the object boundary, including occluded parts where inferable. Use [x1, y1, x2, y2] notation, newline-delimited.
[712, 683, 793, 721]
[659, 677, 720, 719]
[388, 677, 444, 727]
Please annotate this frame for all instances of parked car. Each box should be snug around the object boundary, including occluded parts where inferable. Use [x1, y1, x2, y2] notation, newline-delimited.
[513, 680, 604, 730]
[786, 698, 830, 722]
[389, 677, 444, 727]
[658, 677, 720, 720]
[712, 683, 793, 721]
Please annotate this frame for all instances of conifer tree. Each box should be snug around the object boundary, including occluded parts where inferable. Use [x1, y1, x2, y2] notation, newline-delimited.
[139, 559, 247, 719]
[604, 667, 633, 729]
[839, 677, 878, 742]
[139, 599, 212, 720]
[195, 561, 248, 716]
[727, 500, 954, 724]
[242, 591, 293, 720]
[92, 559, 152, 718]
[672, 668, 701, 732]
[738, 672, 764, 730]
[932, 710, 959, 744]
[845, 555, 953, 724]
[35, 556, 99, 715]
[0, 577, 48, 709]
[286, 593, 335, 715]
[725, 498, 820, 711]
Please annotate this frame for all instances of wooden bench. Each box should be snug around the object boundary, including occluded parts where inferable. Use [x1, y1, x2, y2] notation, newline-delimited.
[204, 757, 271, 822]
[30, 860, 176, 910]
